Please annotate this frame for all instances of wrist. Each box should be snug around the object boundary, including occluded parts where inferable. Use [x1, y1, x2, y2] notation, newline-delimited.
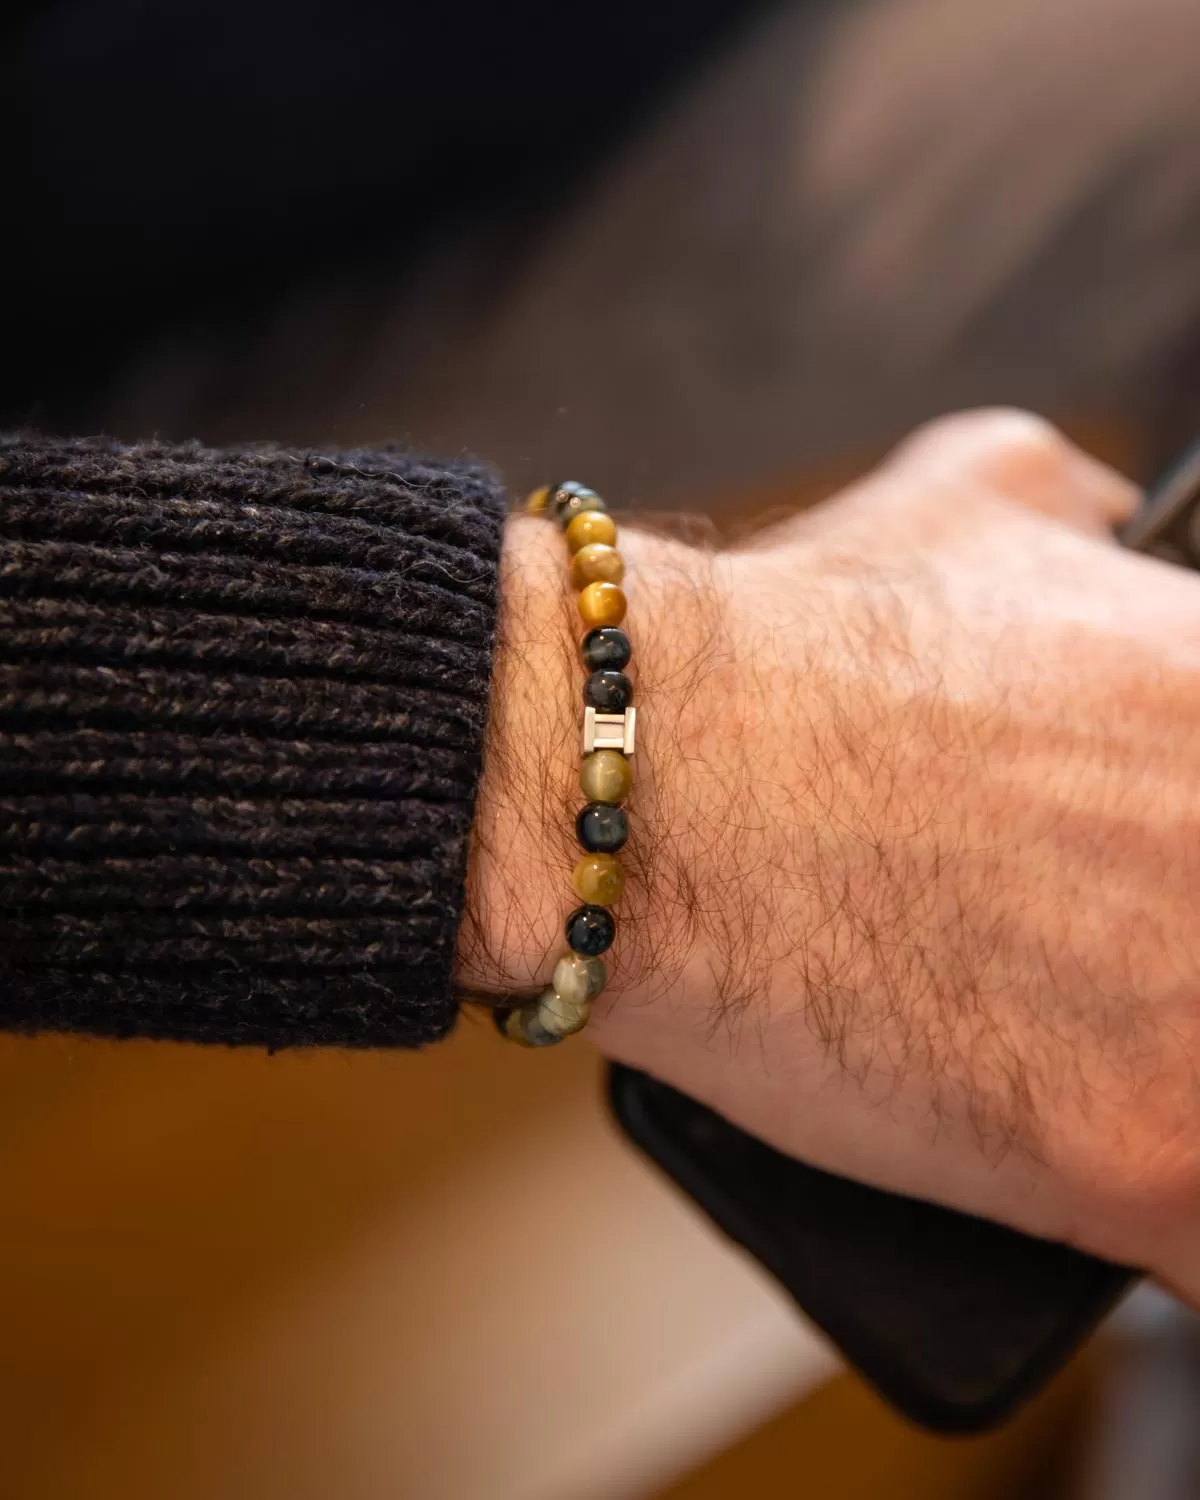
[456, 512, 732, 1007]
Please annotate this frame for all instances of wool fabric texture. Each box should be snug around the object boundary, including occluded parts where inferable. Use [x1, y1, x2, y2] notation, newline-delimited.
[0, 434, 506, 1047]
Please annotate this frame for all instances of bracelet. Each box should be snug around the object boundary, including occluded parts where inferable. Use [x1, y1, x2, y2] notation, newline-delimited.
[495, 481, 635, 1047]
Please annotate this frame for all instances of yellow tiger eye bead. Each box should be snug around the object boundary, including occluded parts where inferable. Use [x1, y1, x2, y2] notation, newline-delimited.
[570, 544, 625, 589]
[566, 510, 617, 553]
[572, 853, 626, 906]
[578, 581, 627, 628]
[580, 749, 632, 805]
[526, 485, 552, 513]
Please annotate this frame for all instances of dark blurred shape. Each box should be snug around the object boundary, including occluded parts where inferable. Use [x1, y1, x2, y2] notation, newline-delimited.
[10, 0, 1200, 502]
[3, 0, 780, 428]
[611, 1065, 1133, 1435]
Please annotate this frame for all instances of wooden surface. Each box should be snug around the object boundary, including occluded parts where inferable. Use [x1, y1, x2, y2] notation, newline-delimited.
[0, 1023, 833, 1499]
[655, 1360, 1098, 1500]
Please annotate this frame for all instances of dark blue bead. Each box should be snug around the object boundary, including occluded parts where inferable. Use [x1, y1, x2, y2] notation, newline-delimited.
[576, 802, 629, 853]
[580, 627, 632, 672]
[584, 670, 632, 712]
[552, 481, 605, 523]
[566, 904, 616, 956]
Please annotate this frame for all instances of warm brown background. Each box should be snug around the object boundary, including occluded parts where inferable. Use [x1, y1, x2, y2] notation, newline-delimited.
[0, 1020, 1096, 1500]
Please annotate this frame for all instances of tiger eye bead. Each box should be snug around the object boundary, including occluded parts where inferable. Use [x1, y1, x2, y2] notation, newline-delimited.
[537, 986, 591, 1038]
[553, 483, 607, 527]
[566, 511, 617, 553]
[584, 670, 632, 713]
[573, 853, 625, 906]
[577, 802, 628, 854]
[570, 543, 625, 589]
[578, 581, 627, 628]
[580, 627, 631, 672]
[553, 951, 607, 1005]
[580, 749, 632, 805]
[495, 1004, 562, 1048]
[549, 479, 589, 508]
[566, 904, 616, 956]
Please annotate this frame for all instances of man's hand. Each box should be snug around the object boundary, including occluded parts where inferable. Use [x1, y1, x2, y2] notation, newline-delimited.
[462, 410, 1200, 1303]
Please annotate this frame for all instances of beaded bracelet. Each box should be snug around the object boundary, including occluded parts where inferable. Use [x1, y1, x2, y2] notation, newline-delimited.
[495, 481, 635, 1048]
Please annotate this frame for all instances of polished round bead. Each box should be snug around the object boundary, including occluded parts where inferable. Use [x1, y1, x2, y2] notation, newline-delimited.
[563, 493, 606, 525]
[578, 582, 627, 628]
[537, 986, 591, 1038]
[550, 480, 591, 513]
[566, 904, 616, 956]
[580, 627, 631, 673]
[525, 484, 552, 514]
[584, 670, 632, 713]
[576, 802, 628, 854]
[553, 482, 607, 527]
[579, 749, 632, 805]
[573, 853, 625, 906]
[495, 1004, 562, 1048]
[566, 511, 617, 553]
[553, 952, 607, 1006]
[569, 543, 624, 590]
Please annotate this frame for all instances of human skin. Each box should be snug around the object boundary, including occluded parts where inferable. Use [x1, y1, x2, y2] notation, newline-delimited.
[459, 409, 1200, 1305]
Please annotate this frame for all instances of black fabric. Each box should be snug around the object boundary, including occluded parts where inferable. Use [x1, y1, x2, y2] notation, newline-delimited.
[610, 1065, 1136, 1433]
[0, 434, 506, 1047]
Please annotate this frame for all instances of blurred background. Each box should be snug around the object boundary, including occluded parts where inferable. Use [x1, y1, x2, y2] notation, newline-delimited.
[4, 0, 1200, 1494]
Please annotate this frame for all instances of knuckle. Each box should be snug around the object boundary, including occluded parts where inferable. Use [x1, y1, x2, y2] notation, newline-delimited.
[895, 407, 1070, 485]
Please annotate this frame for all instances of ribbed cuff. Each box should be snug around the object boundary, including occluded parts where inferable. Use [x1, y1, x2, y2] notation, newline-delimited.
[0, 434, 506, 1047]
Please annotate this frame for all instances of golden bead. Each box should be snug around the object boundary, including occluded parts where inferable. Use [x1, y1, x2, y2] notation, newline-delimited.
[572, 853, 626, 906]
[566, 510, 617, 553]
[580, 749, 632, 805]
[570, 543, 625, 589]
[526, 485, 552, 513]
[578, 581, 627, 628]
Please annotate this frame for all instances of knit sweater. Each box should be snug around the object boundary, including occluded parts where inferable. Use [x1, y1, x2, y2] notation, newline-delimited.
[0, 435, 507, 1047]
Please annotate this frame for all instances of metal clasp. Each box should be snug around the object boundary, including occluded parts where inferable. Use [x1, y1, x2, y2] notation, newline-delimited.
[583, 706, 637, 756]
